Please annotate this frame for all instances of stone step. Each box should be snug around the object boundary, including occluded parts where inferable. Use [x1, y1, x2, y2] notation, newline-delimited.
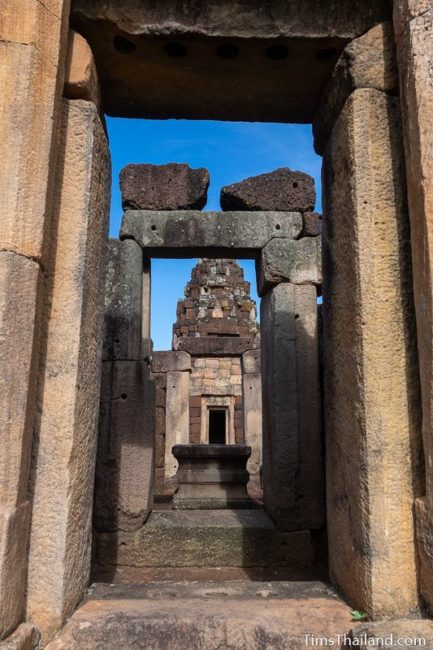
[46, 580, 354, 650]
[95, 509, 315, 568]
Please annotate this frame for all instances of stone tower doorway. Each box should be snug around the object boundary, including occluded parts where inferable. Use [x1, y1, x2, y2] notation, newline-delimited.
[208, 408, 227, 444]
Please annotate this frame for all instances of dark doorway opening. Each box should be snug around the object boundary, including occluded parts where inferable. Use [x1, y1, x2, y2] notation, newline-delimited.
[209, 409, 226, 444]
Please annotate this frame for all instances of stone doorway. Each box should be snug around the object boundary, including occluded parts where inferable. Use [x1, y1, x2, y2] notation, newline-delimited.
[208, 407, 228, 444]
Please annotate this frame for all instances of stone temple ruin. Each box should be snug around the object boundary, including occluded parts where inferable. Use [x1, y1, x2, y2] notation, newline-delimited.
[3, 1, 433, 648]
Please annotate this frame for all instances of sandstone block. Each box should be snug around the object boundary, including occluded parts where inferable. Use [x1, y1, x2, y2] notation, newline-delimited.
[242, 372, 263, 481]
[415, 497, 433, 615]
[220, 168, 315, 213]
[177, 337, 258, 356]
[120, 163, 209, 211]
[164, 371, 190, 488]
[120, 210, 302, 258]
[94, 361, 155, 533]
[0, 252, 42, 638]
[64, 30, 101, 109]
[261, 283, 323, 532]
[0, 0, 70, 263]
[394, 7, 433, 529]
[350, 620, 433, 648]
[242, 350, 261, 374]
[313, 22, 398, 154]
[302, 212, 323, 237]
[151, 351, 191, 373]
[257, 237, 322, 296]
[26, 99, 111, 642]
[0, 622, 40, 650]
[322, 88, 423, 618]
[103, 238, 143, 361]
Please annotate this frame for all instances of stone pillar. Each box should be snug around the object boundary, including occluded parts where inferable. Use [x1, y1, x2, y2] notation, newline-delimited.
[0, 1, 71, 641]
[242, 350, 263, 485]
[25, 98, 111, 642]
[321, 87, 422, 618]
[95, 238, 155, 534]
[165, 370, 190, 489]
[394, 0, 433, 613]
[261, 283, 323, 532]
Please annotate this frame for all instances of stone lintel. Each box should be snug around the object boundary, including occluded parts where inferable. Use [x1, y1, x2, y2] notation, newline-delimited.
[176, 337, 258, 356]
[257, 237, 322, 297]
[120, 211, 302, 259]
[151, 351, 191, 373]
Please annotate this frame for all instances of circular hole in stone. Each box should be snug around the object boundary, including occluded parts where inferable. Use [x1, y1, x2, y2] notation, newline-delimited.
[164, 42, 187, 58]
[315, 46, 338, 62]
[295, 314, 300, 320]
[275, 224, 281, 230]
[113, 35, 136, 55]
[266, 44, 288, 61]
[121, 393, 127, 400]
[216, 43, 239, 59]
[151, 225, 157, 231]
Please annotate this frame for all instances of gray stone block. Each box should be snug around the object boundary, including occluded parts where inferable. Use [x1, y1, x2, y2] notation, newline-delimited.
[257, 237, 322, 296]
[120, 210, 302, 258]
[242, 350, 261, 374]
[151, 351, 191, 373]
[103, 239, 143, 360]
[95, 510, 315, 568]
[94, 360, 155, 533]
[261, 283, 323, 531]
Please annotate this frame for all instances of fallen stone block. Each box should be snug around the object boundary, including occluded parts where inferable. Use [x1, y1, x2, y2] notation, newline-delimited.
[120, 163, 209, 211]
[220, 168, 316, 213]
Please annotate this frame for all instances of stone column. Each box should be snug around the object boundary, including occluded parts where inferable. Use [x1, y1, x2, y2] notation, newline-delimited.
[261, 282, 323, 532]
[165, 370, 190, 489]
[394, 0, 433, 613]
[25, 96, 111, 642]
[241, 350, 263, 485]
[0, 1, 71, 641]
[321, 87, 422, 619]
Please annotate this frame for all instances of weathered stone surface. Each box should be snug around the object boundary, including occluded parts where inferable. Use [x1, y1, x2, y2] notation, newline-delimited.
[242, 350, 261, 374]
[103, 239, 143, 361]
[121, 210, 302, 258]
[26, 99, 111, 642]
[0, 1, 70, 263]
[220, 169, 316, 213]
[46, 579, 353, 650]
[302, 212, 323, 237]
[261, 283, 323, 532]
[96, 510, 315, 568]
[173, 444, 252, 509]
[72, 0, 390, 121]
[350, 620, 433, 648]
[257, 237, 322, 296]
[94, 361, 155, 533]
[322, 88, 423, 619]
[177, 337, 257, 356]
[313, 22, 398, 154]
[142, 257, 151, 340]
[120, 163, 209, 211]
[394, 11, 433, 609]
[164, 371, 190, 488]
[0, 622, 40, 650]
[242, 372, 263, 482]
[414, 497, 433, 614]
[0, 253, 42, 639]
[151, 351, 191, 373]
[64, 30, 101, 109]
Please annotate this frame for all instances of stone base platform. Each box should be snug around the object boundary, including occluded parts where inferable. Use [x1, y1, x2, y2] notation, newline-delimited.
[46, 580, 354, 650]
[94, 509, 315, 568]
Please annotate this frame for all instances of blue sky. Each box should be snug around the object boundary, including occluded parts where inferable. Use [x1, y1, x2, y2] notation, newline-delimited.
[107, 118, 321, 350]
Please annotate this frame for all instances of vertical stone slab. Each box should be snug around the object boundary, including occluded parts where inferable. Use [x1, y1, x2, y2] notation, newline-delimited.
[261, 283, 323, 532]
[323, 88, 422, 618]
[94, 361, 155, 532]
[394, 2, 433, 612]
[26, 99, 111, 642]
[142, 257, 151, 342]
[103, 239, 143, 361]
[0, 253, 43, 638]
[242, 351, 262, 484]
[165, 370, 190, 489]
